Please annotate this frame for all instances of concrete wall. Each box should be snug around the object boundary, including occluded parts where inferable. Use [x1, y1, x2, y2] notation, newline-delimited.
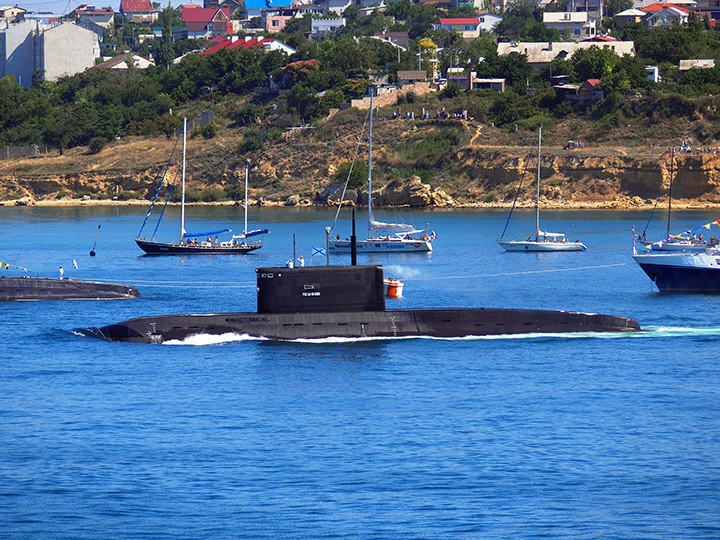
[0, 145, 40, 160]
[1, 19, 39, 88]
[39, 22, 99, 82]
[350, 82, 434, 110]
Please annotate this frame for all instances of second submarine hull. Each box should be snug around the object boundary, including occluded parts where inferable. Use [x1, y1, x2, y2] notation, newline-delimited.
[87, 308, 641, 343]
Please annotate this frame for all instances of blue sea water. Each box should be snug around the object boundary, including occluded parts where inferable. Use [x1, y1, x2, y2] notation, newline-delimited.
[1, 205, 719, 539]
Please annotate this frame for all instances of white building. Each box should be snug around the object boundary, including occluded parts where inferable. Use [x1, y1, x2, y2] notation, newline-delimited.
[0, 19, 99, 87]
[497, 40, 635, 70]
[311, 17, 345, 37]
[543, 11, 596, 40]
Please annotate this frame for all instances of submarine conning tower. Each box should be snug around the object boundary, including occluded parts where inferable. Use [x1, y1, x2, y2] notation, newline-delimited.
[256, 265, 386, 314]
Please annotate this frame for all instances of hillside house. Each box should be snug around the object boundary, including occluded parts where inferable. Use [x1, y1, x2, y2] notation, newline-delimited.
[358, 1, 387, 16]
[572, 0, 604, 18]
[614, 8, 647, 26]
[433, 18, 482, 39]
[203, 0, 242, 11]
[679, 59, 715, 75]
[497, 40, 635, 70]
[0, 6, 27, 22]
[447, 69, 505, 91]
[641, 2, 689, 26]
[311, 17, 345, 38]
[322, 0, 354, 15]
[243, 0, 293, 19]
[397, 70, 427, 85]
[182, 7, 233, 39]
[70, 5, 115, 28]
[554, 78, 603, 106]
[119, 0, 159, 23]
[543, 11, 596, 40]
[262, 4, 323, 33]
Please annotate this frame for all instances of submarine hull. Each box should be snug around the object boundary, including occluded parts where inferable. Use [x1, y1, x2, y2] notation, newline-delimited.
[0, 277, 139, 301]
[87, 308, 641, 343]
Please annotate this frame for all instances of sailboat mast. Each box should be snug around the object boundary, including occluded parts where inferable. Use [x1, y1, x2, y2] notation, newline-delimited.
[180, 117, 187, 242]
[367, 88, 374, 237]
[535, 125, 541, 240]
[244, 159, 250, 239]
[667, 146, 674, 239]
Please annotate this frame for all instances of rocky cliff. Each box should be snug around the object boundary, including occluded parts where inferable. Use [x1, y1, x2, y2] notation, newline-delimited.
[2, 128, 720, 209]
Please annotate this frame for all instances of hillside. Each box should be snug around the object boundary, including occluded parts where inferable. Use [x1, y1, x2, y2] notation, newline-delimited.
[2, 110, 720, 209]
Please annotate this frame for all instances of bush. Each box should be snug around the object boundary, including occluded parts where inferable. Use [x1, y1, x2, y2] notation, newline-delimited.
[201, 186, 227, 202]
[397, 126, 468, 168]
[440, 82, 463, 99]
[117, 190, 140, 200]
[88, 137, 107, 154]
[193, 123, 218, 139]
[241, 128, 264, 152]
[171, 188, 202, 202]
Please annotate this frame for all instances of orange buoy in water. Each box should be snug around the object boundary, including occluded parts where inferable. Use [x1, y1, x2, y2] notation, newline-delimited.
[384, 278, 404, 298]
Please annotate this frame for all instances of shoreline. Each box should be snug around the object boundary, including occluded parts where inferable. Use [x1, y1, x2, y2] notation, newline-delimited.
[5, 198, 720, 211]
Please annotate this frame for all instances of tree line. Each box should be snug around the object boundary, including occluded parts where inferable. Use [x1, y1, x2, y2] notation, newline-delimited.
[3, 1, 720, 150]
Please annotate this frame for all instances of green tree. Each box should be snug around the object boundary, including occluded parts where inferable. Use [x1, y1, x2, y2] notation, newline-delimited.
[334, 160, 368, 190]
[571, 46, 619, 81]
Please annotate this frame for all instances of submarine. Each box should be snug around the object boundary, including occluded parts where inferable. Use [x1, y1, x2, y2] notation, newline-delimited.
[0, 276, 139, 301]
[85, 264, 640, 343]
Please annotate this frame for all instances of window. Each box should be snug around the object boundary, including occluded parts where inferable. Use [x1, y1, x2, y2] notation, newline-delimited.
[574, 28, 580, 36]
[480, 17, 484, 22]
[465, 24, 473, 31]
[272, 19, 278, 26]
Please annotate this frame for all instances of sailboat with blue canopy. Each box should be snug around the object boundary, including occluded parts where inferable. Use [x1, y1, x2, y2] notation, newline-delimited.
[135, 118, 268, 255]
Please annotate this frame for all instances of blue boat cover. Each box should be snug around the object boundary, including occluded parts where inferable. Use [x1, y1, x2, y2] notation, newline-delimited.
[184, 229, 231, 238]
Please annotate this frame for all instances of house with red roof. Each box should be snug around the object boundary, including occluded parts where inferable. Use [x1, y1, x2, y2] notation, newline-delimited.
[554, 78, 603, 107]
[640, 3, 689, 26]
[433, 18, 480, 38]
[203, 35, 296, 55]
[183, 7, 233, 39]
[70, 5, 115, 28]
[120, 0, 159, 23]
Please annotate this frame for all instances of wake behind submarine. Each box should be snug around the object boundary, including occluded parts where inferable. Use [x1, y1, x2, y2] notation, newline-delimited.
[85, 264, 640, 344]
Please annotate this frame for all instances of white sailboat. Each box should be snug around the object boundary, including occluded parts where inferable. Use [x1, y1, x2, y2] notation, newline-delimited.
[499, 126, 586, 252]
[328, 90, 434, 254]
[135, 118, 268, 254]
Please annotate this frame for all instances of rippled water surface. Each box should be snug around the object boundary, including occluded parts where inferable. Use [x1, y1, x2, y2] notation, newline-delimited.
[1, 205, 719, 539]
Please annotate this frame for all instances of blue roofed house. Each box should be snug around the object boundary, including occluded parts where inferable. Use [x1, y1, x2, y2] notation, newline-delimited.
[244, 0, 293, 19]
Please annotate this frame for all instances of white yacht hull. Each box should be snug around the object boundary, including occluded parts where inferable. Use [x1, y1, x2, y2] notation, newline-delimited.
[500, 240, 587, 252]
[648, 241, 711, 253]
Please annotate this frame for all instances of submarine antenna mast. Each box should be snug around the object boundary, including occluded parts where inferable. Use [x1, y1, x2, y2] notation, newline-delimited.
[351, 208, 357, 265]
[244, 159, 250, 242]
[325, 227, 331, 266]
